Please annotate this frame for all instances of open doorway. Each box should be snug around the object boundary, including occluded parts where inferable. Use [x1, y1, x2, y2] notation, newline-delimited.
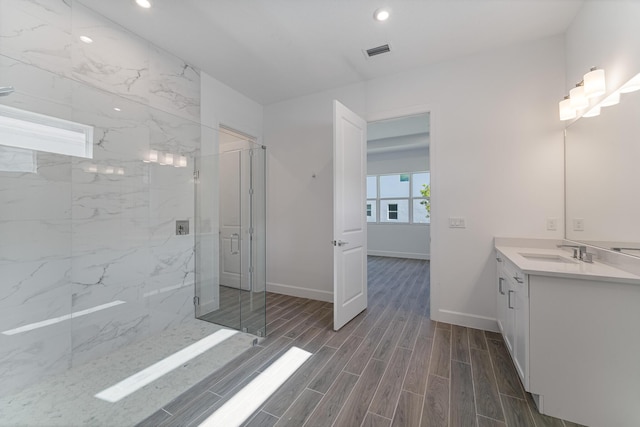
[366, 113, 430, 259]
[366, 112, 431, 303]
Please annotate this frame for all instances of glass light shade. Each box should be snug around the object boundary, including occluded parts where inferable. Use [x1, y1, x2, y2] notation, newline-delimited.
[600, 91, 620, 107]
[105, 166, 114, 174]
[178, 156, 187, 167]
[620, 73, 640, 93]
[164, 153, 174, 165]
[583, 69, 606, 98]
[569, 85, 589, 109]
[583, 105, 601, 118]
[147, 150, 158, 163]
[136, 0, 151, 8]
[559, 98, 576, 121]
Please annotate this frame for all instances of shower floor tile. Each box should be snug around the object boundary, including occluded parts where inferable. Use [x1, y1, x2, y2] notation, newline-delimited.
[0, 319, 255, 427]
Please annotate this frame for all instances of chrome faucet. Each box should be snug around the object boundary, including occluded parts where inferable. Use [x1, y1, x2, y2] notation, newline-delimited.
[557, 244, 592, 263]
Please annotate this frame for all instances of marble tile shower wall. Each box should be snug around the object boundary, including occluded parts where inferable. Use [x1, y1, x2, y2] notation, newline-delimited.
[0, 0, 204, 396]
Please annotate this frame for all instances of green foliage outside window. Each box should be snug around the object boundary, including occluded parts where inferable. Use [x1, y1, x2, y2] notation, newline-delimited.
[419, 184, 431, 219]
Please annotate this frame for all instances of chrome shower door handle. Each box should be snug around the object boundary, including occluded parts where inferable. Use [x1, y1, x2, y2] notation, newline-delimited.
[332, 240, 349, 247]
[230, 233, 239, 255]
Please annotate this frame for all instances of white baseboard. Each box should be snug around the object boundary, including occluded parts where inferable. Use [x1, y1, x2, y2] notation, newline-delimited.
[200, 300, 219, 313]
[367, 250, 430, 260]
[434, 309, 499, 332]
[266, 282, 333, 302]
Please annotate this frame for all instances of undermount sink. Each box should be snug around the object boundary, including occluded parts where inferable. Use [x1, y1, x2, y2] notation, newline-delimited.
[518, 253, 579, 264]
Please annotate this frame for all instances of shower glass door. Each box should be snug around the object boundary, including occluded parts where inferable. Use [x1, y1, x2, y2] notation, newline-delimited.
[194, 128, 266, 336]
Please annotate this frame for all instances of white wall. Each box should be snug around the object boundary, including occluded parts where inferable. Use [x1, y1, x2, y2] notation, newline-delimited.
[264, 36, 565, 327]
[367, 147, 430, 259]
[197, 73, 264, 311]
[200, 73, 264, 141]
[263, 84, 366, 301]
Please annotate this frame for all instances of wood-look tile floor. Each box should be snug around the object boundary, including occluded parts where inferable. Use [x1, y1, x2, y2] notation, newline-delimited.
[138, 257, 583, 427]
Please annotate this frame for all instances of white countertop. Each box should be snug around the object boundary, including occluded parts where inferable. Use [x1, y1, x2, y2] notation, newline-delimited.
[495, 244, 640, 285]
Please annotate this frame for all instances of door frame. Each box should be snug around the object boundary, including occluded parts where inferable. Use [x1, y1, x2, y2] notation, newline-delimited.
[365, 104, 437, 320]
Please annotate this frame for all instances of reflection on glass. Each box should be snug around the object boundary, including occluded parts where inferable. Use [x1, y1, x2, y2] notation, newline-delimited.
[565, 84, 640, 256]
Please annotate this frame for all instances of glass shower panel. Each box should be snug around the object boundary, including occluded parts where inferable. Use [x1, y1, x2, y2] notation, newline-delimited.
[241, 145, 266, 336]
[194, 130, 266, 336]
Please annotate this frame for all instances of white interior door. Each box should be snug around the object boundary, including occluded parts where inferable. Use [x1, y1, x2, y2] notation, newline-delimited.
[219, 139, 252, 291]
[333, 100, 367, 331]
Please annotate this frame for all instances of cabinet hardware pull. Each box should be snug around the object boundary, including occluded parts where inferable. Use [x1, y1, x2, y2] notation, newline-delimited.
[508, 290, 514, 309]
[499, 277, 505, 295]
[496, 257, 503, 262]
[513, 276, 523, 284]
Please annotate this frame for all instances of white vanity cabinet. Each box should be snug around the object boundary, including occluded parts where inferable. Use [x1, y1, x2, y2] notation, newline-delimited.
[494, 240, 640, 426]
[495, 250, 529, 389]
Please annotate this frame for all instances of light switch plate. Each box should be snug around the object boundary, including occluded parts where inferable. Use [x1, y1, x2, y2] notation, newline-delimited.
[546, 218, 558, 231]
[448, 217, 466, 228]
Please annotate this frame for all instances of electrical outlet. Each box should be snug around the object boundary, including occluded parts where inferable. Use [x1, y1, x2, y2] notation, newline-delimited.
[448, 217, 466, 228]
[546, 218, 558, 231]
[572, 218, 584, 231]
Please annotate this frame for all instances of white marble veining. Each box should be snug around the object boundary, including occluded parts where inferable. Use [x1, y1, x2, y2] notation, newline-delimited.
[0, 321, 71, 397]
[0, 0, 73, 76]
[495, 238, 640, 285]
[149, 44, 201, 122]
[71, 2, 149, 105]
[0, 0, 208, 400]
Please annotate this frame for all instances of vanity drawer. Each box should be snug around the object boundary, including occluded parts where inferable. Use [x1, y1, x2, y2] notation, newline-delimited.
[502, 255, 526, 284]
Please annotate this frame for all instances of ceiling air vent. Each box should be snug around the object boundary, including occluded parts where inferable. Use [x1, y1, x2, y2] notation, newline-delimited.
[365, 44, 391, 58]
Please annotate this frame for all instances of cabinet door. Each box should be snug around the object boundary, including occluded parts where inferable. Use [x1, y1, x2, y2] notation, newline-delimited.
[514, 279, 529, 388]
[504, 276, 517, 354]
[496, 256, 508, 334]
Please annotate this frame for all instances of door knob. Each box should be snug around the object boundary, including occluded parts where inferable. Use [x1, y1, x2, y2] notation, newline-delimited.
[332, 240, 349, 247]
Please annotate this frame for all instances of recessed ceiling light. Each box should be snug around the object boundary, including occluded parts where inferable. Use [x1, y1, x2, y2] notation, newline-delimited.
[136, 0, 151, 9]
[374, 8, 390, 21]
[113, 107, 121, 112]
[79, 35, 93, 44]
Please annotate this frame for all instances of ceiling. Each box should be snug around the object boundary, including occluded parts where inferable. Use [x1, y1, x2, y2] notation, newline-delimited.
[77, 0, 584, 105]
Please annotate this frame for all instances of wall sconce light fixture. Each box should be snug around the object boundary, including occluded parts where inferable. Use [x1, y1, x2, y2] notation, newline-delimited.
[559, 67, 607, 120]
[560, 70, 640, 121]
[559, 96, 576, 121]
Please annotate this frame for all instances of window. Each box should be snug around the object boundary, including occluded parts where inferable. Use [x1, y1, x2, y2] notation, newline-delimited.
[0, 104, 94, 159]
[388, 203, 398, 220]
[367, 172, 430, 224]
